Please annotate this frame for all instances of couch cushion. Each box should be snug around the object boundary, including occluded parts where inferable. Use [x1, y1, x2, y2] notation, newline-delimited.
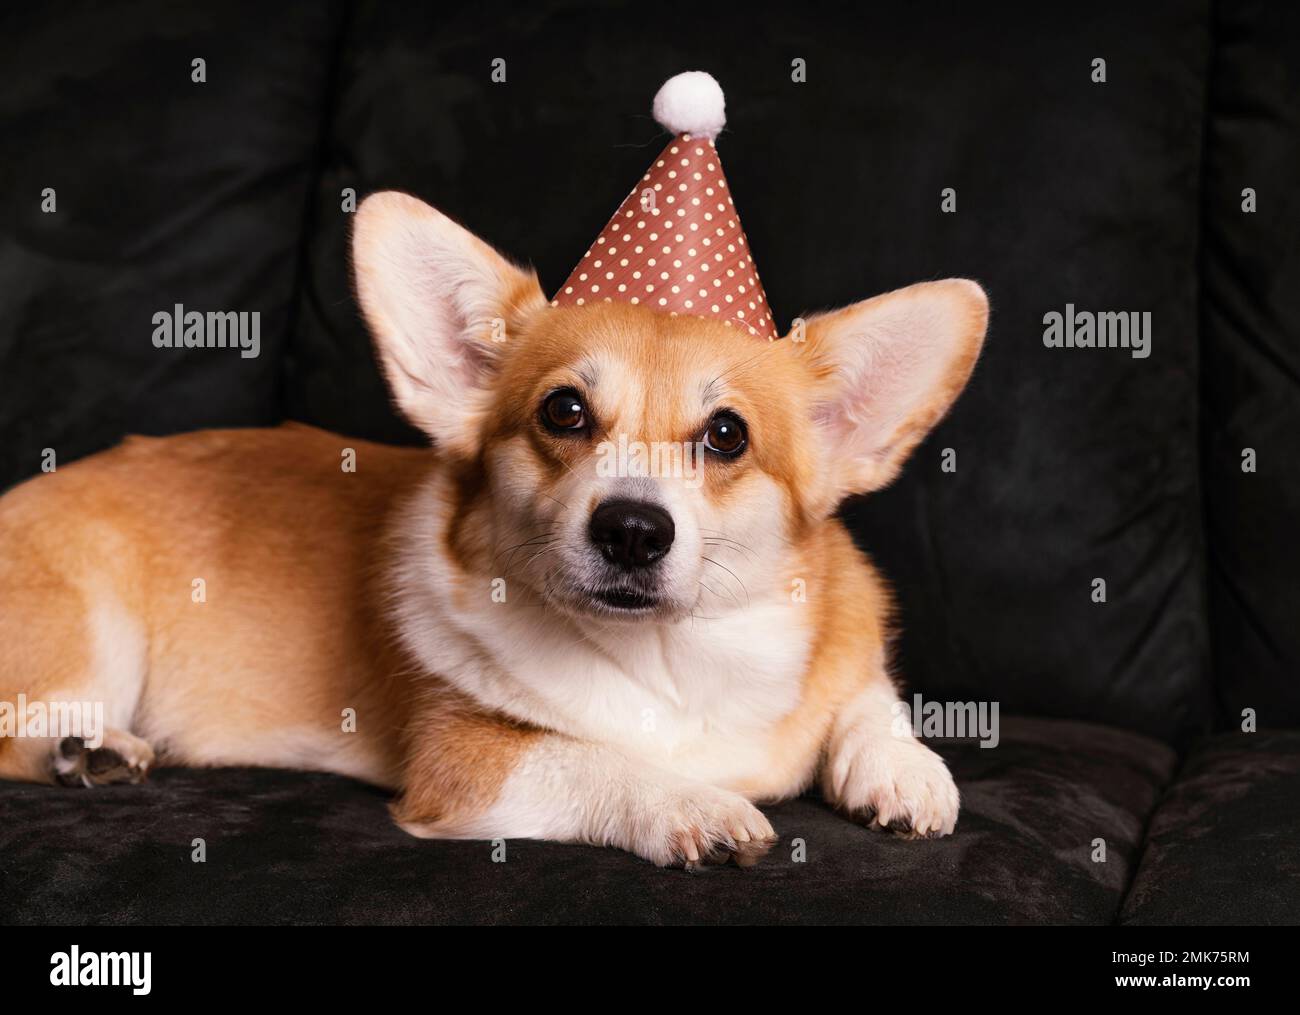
[1200, 3, 1300, 729]
[1121, 730, 1300, 925]
[0, 717, 1173, 925]
[285, 2, 1213, 743]
[0, 1, 345, 491]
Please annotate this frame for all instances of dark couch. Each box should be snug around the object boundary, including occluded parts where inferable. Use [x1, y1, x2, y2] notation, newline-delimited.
[2, 0, 1297, 925]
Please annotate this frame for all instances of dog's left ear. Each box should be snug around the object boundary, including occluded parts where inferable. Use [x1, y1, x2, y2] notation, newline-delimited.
[352, 191, 547, 457]
[793, 279, 988, 498]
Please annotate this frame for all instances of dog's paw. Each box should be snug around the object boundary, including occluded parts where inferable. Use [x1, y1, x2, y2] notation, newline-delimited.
[53, 731, 155, 787]
[626, 782, 778, 869]
[823, 731, 959, 839]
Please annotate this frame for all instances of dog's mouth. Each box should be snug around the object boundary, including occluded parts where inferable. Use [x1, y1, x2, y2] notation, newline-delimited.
[541, 562, 675, 620]
[589, 587, 662, 613]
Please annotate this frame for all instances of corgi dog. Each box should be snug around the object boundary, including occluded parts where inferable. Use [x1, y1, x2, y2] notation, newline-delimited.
[0, 191, 987, 868]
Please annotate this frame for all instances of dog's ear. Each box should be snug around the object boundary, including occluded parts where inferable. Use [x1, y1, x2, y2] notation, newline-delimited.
[352, 191, 546, 456]
[792, 279, 987, 499]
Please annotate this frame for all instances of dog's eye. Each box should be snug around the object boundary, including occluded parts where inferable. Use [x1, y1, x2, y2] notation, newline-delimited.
[541, 388, 588, 433]
[704, 411, 747, 457]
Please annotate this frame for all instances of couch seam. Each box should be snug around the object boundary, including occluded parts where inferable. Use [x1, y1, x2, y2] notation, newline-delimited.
[1114, 0, 1222, 925]
[275, 0, 356, 421]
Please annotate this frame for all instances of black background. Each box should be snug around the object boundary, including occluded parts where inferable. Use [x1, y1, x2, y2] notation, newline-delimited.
[5, 924, 1280, 998]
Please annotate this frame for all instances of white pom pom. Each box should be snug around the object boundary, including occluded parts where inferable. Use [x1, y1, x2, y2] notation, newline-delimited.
[652, 71, 726, 141]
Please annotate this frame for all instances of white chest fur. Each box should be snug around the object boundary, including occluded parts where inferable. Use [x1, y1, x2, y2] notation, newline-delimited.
[389, 488, 812, 787]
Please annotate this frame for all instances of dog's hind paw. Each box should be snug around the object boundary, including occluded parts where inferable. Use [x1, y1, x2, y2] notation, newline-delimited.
[53, 731, 155, 787]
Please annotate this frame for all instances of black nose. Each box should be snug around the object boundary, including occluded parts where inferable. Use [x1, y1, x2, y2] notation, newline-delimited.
[589, 499, 675, 570]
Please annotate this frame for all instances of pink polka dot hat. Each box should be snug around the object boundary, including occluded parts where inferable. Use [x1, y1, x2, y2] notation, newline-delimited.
[550, 71, 777, 340]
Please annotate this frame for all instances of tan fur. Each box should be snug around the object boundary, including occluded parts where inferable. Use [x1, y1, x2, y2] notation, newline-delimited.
[390, 683, 543, 836]
[1, 428, 409, 785]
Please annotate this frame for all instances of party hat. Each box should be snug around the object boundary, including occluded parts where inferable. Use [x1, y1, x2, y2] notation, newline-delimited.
[550, 71, 777, 340]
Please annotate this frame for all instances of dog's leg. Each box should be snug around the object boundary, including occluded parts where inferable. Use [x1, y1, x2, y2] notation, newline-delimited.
[0, 541, 152, 786]
[392, 693, 777, 868]
[820, 672, 960, 839]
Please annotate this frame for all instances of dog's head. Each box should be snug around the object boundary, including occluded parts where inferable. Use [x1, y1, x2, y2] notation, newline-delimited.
[354, 192, 987, 622]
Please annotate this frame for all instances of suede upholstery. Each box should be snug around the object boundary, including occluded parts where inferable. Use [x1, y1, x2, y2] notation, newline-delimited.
[1, 719, 1172, 925]
[1122, 732, 1300, 926]
[1199, 1, 1300, 728]
[0, 1, 344, 480]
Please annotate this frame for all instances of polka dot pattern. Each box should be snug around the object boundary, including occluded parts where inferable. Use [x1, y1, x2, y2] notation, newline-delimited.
[551, 133, 777, 340]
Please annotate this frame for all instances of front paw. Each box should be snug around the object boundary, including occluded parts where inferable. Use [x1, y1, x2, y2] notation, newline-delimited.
[823, 733, 959, 839]
[625, 783, 778, 869]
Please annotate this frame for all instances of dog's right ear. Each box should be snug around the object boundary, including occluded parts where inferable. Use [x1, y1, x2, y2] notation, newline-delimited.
[352, 191, 546, 456]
